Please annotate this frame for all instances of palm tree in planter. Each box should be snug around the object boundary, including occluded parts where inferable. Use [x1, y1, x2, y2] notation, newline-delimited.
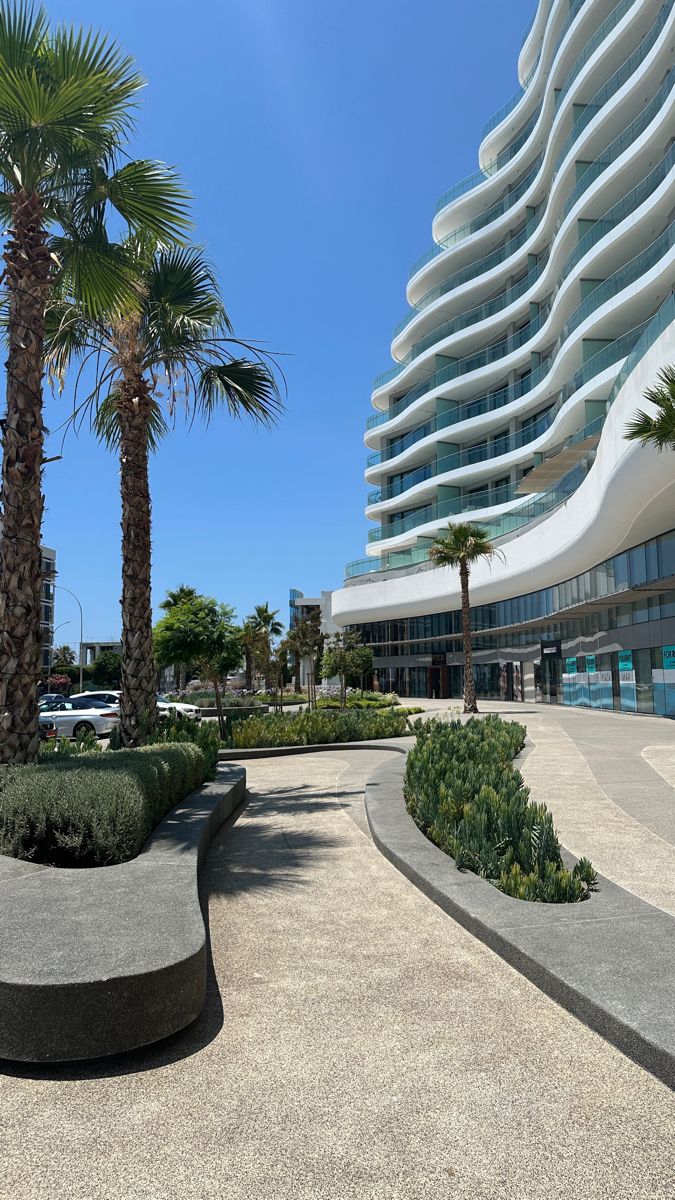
[0, 3, 189, 762]
[625, 365, 675, 450]
[47, 240, 280, 744]
[160, 584, 199, 690]
[428, 522, 504, 714]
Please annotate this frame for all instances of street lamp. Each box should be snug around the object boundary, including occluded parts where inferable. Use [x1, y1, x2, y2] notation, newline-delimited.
[52, 584, 84, 692]
[48, 620, 70, 678]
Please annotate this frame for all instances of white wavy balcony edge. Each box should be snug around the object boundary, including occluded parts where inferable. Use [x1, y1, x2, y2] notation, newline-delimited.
[364, 237, 675, 491]
[519, 0, 553, 86]
[332, 325, 675, 626]
[370, 121, 674, 427]
[431, 0, 664, 249]
[405, 3, 670, 331]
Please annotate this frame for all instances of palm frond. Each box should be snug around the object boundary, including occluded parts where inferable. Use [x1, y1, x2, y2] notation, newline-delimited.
[50, 224, 140, 318]
[0, 2, 48, 73]
[197, 358, 282, 427]
[429, 521, 505, 570]
[625, 365, 675, 449]
[93, 391, 169, 452]
[100, 159, 191, 244]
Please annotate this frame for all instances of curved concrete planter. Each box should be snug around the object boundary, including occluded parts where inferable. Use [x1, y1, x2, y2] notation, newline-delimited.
[366, 755, 675, 1089]
[0, 765, 245, 1064]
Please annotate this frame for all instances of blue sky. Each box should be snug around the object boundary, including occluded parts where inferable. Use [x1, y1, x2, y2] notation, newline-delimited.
[43, 0, 535, 647]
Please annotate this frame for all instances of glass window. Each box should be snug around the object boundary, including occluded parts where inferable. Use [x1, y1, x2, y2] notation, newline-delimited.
[629, 544, 647, 587]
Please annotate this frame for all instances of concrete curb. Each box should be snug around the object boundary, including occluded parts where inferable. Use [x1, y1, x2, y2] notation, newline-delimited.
[0, 764, 246, 1064]
[365, 755, 675, 1090]
[218, 738, 412, 761]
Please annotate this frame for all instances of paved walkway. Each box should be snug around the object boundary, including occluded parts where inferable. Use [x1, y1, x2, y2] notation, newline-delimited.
[2, 743, 675, 1199]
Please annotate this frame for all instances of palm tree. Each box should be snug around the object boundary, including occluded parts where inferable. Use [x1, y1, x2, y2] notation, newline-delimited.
[428, 522, 504, 714]
[159, 584, 199, 689]
[625, 365, 675, 449]
[250, 603, 284, 692]
[47, 240, 280, 744]
[240, 618, 262, 690]
[0, 3, 189, 763]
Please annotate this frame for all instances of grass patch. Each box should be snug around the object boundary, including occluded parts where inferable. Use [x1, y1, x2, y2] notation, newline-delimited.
[229, 707, 411, 749]
[0, 740, 209, 868]
[404, 716, 597, 903]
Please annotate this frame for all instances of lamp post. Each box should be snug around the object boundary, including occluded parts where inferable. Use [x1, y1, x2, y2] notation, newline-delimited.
[48, 620, 71, 678]
[52, 584, 84, 692]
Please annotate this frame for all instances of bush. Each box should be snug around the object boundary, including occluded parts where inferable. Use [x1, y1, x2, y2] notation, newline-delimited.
[169, 691, 266, 709]
[404, 716, 597, 904]
[229, 707, 411, 749]
[0, 741, 207, 868]
[139, 715, 221, 778]
[317, 693, 400, 711]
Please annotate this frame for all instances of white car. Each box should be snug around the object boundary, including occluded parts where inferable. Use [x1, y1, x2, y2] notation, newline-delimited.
[70, 691, 201, 721]
[39, 699, 120, 739]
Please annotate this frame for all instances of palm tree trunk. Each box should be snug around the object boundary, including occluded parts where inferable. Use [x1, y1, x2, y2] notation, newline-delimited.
[460, 558, 478, 714]
[213, 676, 226, 740]
[117, 361, 158, 745]
[244, 646, 253, 690]
[0, 192, 52, 764]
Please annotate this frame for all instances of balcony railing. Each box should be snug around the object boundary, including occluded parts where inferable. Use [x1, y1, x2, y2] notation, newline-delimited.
[346, 293, 675, 581]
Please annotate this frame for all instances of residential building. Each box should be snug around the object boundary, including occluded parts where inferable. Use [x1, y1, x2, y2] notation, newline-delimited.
[332, 0, 675, 714]
[289, 588, 339, 686]
[40, 546, 56, 673]
[79, 639, 122, 667]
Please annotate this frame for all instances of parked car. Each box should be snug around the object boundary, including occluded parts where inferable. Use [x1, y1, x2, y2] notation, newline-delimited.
[70, 690, 201, 721]
[38, 716, 57, 741]
[38, 692, 68, 705]
[157, 693, 201, 721]
[39, 699, 120, 739]
[70, 690, 120, 708]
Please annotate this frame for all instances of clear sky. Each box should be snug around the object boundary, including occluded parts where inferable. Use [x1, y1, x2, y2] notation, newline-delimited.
[42, 0, 535, 648]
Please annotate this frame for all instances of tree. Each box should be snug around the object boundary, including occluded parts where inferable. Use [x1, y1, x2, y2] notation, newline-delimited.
[47, 239, 280, 746]
[91, 650, 122, 686]
[322, 630, 369, 709]
[52, 644, 76, 667]
[286, 611, 324, 709]
[248, 603, 284, 690]
[428, 522, 504, 714]
[153, 595, 242, 738]
[159, 584, 200, 688]
[348, 643, 374, 694]
[625, 366, 675, 449]
[240, 618, 264, 690]
[0, 4, 190, 763]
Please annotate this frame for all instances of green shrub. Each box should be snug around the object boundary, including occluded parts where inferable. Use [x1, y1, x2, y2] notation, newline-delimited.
[142, 715, 221, 778]
[404, 716, 597, 904]
[0, 741, 207, 868]
[317, 693, 400, 711]
[229, 706, 411, 748]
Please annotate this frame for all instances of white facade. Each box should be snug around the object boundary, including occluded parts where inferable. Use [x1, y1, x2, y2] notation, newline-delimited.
[333, 0, 675, 635]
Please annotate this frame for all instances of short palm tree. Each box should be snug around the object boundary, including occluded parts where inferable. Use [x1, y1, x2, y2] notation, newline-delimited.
[428, 522, 504, 714]
[159, 584, 199, 689]
[0, 3, 189, 762]
[625, 365, 675, 449]
[47, 239, 280, 744]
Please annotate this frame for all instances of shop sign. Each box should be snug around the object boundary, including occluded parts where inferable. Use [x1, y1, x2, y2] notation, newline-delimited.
[586, 654, 597, 673]
[618, 650, 633, 671]
[663, 645, 675, 669]
[540, 639, 561, 657]
[565, 657, 577, 674]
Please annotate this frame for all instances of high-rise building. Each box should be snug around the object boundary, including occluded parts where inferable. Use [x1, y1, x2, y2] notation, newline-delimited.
[332, 0, 675, 713]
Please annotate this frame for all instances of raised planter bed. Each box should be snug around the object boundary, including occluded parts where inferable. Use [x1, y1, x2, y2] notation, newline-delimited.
[365, 753, 675, 1089]
[0, 764, 245, 1063]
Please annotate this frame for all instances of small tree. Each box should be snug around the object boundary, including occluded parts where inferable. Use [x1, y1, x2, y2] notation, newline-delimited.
[322, 631, 368, 709]
[159, 585, 200, 689]
[429, 522, 504, 714]
[348, 643, 374, 694]
[153, 595, 242, 738]
[286, 611, 324, 710]
[91, 650, 122, 687]
[52, 644, 76, 667]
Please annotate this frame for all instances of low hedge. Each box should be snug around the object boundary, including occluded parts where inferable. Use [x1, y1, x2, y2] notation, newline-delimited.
[0, 741, 207, 868]
[229, 707, 411, 749]
[404, 716, 597, 903]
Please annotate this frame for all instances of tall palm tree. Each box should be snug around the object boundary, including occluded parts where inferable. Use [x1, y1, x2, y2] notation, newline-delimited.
[428, 522, 504, 714]
[240, 617, 262, 690]
[625, 365, 675, 449]
[250, 603, 284, 691]
[47, 240, 280, 744]
[0, 3, 189, 762]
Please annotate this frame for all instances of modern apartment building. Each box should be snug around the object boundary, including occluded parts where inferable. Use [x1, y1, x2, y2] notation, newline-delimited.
[40, 545, 57, 673]
[332, 0, 675, 714]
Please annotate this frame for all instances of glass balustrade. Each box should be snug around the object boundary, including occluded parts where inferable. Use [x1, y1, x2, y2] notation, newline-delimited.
[346, 294, 674, 580]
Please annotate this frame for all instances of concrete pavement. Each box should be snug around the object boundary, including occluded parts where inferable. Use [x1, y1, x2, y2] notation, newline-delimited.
[2, 743, 674, 1199]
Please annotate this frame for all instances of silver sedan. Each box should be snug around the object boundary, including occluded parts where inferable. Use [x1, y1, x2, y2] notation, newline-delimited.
[38, 699, 120, 739]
